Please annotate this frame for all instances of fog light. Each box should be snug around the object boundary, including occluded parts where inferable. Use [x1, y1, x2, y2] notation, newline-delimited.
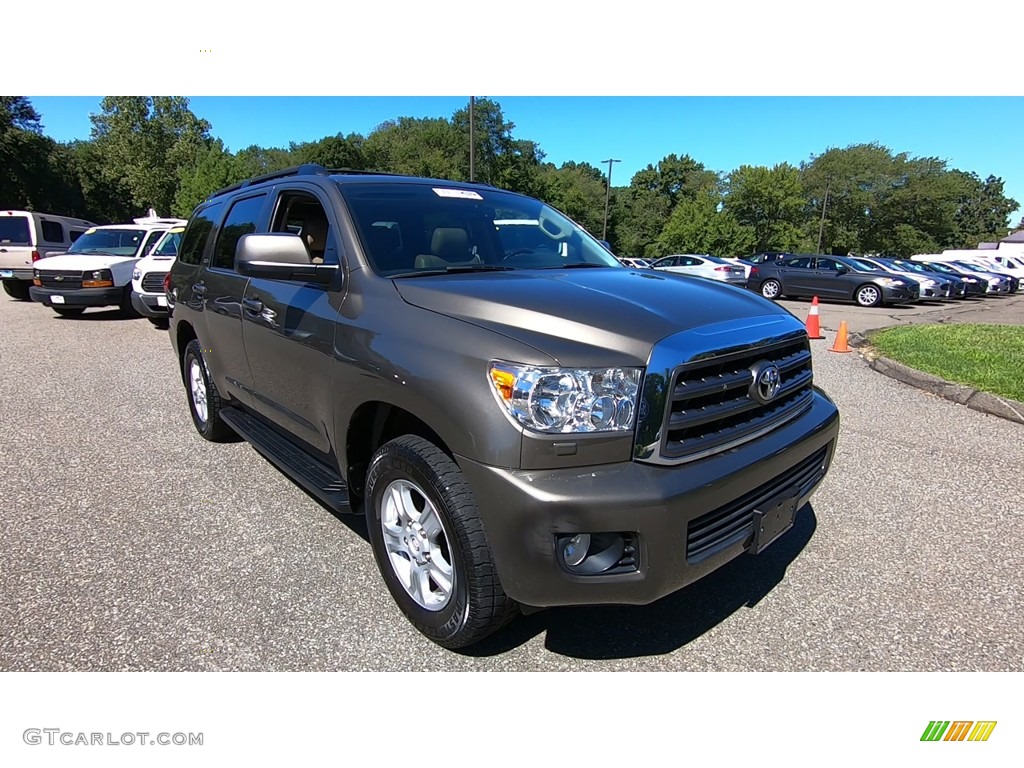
[563, 533, 591, 567]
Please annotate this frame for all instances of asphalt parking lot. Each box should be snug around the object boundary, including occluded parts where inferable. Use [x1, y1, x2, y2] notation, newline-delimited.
[1, 297, 1022, 671]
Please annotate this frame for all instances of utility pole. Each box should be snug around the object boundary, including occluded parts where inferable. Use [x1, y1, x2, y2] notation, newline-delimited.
[816, 178, 831, 253]
[469, 96, 475, 182]
[601, 158, 620, 241]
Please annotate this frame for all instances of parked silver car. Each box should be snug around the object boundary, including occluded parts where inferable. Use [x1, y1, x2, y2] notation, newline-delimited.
[847, 256, 954, 300]
[652, 254, 747, 285]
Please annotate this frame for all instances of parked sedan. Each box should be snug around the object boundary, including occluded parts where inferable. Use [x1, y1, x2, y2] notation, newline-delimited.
[847, 256, 955, 300]
[651, 254, 747, 285]
[882, 258, 968, 298]
[894, 259, 980, 297]
[917, 260, 1010, 295]
[747, 254, 919, 306]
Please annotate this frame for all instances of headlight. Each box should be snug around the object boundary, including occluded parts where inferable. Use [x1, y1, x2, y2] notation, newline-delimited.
[878, 278, 901, 287]
[920, 278, 936, 288]
[132, 267, 141, 280]
[488, 363, 642, 433]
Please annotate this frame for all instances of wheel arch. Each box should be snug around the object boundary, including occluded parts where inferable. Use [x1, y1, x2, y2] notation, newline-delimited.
[345, 401, 449, 514]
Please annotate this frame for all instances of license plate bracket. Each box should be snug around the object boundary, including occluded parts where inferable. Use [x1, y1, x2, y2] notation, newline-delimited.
[749, 486, 800, 554]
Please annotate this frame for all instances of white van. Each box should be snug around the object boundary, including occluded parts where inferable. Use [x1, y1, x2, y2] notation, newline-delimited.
[130, 224, 186, 327]
[29, 211, 187, 317]
[1, 210, 96, 300]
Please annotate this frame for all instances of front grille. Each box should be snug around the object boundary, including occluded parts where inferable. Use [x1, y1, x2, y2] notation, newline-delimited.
[141, 271, 168, 292]
[686, 446, 829, 562]
[36, 270, 83, 290]
[660, 337, 814, 461]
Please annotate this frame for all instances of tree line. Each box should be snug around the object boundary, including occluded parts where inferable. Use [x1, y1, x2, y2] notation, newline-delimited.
[2, 96, 1020, 257]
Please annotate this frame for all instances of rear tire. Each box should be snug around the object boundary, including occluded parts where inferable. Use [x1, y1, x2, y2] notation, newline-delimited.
[52, 307, 85, 317]
[2, 280, 31, 301]
[365, 435, 519, 649]
[182, 339, 235, 442]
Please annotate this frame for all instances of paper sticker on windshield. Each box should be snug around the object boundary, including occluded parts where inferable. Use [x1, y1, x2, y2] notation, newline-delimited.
[433, 188, 483, 200]
[85, 228, 97, 235]
[169, 227, 185, 233]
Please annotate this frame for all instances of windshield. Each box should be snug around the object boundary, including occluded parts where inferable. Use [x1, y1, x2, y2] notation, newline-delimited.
[339, 182, 622, 277]
[152, 230, 183, 257]
[850, 258, 884, 272]
[891, 260, 926, 273]
[0, 216, 32, 245]
[68, 228, 147, 256]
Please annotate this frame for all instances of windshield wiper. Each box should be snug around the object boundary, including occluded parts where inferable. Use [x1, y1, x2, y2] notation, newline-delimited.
[538, 263, 612, 270]
[392, 264, 517, 278]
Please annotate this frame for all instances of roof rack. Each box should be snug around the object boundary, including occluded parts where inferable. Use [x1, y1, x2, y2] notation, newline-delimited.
[205, 163, 498, 201]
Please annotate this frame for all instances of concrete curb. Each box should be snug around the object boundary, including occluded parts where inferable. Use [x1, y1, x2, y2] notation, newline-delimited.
[851, 334, 1024, 426]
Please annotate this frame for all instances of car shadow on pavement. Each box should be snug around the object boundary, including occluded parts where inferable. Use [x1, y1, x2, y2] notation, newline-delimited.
[50, 309, 144, 321]
[459, 503, 818, 660]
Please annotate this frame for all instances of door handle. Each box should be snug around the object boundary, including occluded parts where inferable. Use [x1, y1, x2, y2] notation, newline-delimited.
[192, 284, 207, 297]
[242, 297, 263, 313]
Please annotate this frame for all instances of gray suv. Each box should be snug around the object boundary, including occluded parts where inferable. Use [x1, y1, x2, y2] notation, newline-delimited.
[167, 164, 841, 649]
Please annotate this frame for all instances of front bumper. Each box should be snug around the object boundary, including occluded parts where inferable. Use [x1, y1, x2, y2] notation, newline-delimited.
[458, 388, 840, 608]
[880, 284, 918, 303]
[29, 285, 124, 307]
[131, 291, 169, 318]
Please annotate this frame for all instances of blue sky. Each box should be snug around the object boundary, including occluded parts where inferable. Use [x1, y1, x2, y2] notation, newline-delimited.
[27, 96, 1024, 221]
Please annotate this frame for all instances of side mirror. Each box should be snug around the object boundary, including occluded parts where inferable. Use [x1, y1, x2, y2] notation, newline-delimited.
[235, 233, 338, 285]
[835, 265, 848, 273]
[599, 240, 612, 252]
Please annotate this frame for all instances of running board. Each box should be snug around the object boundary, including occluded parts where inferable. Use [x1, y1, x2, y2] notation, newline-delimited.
[220, 407, 352, 513]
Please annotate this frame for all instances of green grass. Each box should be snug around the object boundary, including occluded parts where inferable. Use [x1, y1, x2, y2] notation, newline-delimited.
[870, 324, 1024, 402]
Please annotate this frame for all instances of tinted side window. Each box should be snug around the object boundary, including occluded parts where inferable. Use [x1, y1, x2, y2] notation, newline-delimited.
[816, 258, 840, 271]
[0, 216, 32, 245]
[178, 203, 224, 266]
[41, 221, 65, 243]
[69, 229, 86, 243]
[212, 194, 267, 270]
[786, 257, 812, 269]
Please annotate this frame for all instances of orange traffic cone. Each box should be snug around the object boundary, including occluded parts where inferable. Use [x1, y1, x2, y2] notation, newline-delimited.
[829, 320, 851, 353]
[805, 296, 825, 339]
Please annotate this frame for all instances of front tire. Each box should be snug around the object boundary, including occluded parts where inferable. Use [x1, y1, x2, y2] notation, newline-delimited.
[855, 284, 883, 307]
[2, 280, 31, 301]
[182, 340, 235, 442]
[760, 279, 782, 300]
[119, 287, 140, 318]
[365, 435, 518, 649]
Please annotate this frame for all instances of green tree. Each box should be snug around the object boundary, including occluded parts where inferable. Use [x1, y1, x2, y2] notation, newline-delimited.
[537, 161, 608, 237]
[173, 140, 250, 217]
[725, 163, 807, 253]
[655, 189, 755, 257]
[363, 116, 461, 179]
[950, 172, 1020, 247]
[88, 96, 213, 216]
[290, 132, 368, 170]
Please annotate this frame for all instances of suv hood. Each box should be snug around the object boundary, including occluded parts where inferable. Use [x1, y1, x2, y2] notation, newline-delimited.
[34, 253, 138, 270]
[393, 268, 795, 366]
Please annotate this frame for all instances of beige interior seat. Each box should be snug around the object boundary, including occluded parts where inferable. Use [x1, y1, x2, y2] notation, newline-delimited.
[300, 217, 330, 264]
[415, 227, 481, 269]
